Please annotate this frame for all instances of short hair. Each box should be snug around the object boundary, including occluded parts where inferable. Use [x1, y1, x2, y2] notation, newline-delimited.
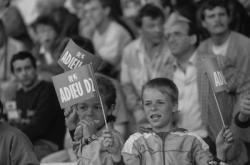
[199, 0, 230, 20]
[10, 51, 37, 73]
[141, 78, 178, 105]
[135, 4, 165, 28]
[32, 15, 59, 33]
[95, 73, 116, 110]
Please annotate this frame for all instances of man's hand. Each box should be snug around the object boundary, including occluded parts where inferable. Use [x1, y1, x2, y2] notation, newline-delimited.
[216, 127, 234, 161]
[239, 93, 250, 121]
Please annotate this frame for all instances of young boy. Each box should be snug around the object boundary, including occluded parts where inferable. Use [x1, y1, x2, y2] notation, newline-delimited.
[122, 78, 233, 165]
[64, 74, 123, 165]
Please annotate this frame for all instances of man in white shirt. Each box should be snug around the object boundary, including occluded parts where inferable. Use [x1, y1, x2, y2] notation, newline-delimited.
[166, 17, 248, 164]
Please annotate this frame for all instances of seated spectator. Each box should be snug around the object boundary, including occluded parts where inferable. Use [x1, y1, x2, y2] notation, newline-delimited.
[64, 74, 124, 165]
[78, 0, 133, 78]
[0, 19, 25, 103]
[120, 4, 173, 129]
[31, 15, 64, 80]
[10, 51, 66, 160]
[0, 99, 39, 165]
[122, 78, 234, 165]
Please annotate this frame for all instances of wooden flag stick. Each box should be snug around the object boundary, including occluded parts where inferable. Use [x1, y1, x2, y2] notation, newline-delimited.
[212, 90, 226, 128]
[89, 64, 108, 129]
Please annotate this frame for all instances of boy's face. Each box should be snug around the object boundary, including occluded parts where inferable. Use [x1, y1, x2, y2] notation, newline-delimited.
[76, 96, 108, 129]
[36, 24, 57, 49]
[143, 88, 176, 130]
[202, 7, 230, 35]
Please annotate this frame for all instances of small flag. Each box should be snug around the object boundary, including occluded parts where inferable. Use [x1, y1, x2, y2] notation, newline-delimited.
[52, 64, 98, 109]
[203, 57, 227, 93]
[58, 39, 102, 71]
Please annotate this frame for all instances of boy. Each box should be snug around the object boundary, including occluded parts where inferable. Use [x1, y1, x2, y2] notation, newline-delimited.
[122, 78, 233, 165]
[64, 74, 123, 165]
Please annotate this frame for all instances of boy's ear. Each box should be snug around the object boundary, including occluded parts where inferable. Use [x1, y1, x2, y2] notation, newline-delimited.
[172, 103, 178, 113]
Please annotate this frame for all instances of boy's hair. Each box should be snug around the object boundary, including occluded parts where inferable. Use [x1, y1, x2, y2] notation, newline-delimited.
[10, 51, 37, 73]
[95, 73, 116, 110]
[199, 0, 230, 20]
[32, 15, 59, 33]
[141, 78, 178, 105]
[135, 3, 165, 28]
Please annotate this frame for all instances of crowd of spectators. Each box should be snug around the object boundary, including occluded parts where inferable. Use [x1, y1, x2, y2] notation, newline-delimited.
[0, 0, 250, 164]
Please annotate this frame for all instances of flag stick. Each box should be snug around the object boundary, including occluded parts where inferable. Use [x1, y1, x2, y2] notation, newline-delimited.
[89, 64, 108, 129]
[212, 90, 226, 128]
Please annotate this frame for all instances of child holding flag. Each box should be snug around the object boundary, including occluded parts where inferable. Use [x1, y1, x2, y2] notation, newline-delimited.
[122, 78, 234, 165]
[64, 74, 123, 165]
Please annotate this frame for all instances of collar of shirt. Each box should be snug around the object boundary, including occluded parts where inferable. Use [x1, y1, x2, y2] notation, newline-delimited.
[173, 51, 197, 73]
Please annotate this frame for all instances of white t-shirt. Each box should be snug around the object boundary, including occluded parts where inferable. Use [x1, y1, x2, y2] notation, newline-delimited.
[93, 21, 132, 68]
[212, 36, 231, 56]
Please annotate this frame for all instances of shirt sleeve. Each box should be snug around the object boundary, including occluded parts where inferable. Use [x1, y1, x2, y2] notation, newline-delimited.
[10, 128, 39, 165]
[122, 133, 142, 165]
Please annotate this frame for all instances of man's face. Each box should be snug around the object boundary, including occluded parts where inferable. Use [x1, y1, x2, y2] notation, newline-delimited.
[167, 22, 194, 58]
[202, 7, 230, 35]
[141, 16, 164, 45]
[143, 88, 176, 130]
[36, 24, 57, 49]
[83, 0, 108, 27]
[13, 58, 37, 88]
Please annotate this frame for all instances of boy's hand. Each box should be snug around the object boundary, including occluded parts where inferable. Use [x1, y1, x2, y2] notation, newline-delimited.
[239, 93, 250, 121]
[64, 106, 78, 131]
[216, 127, 234, 161]
[101, 129, 122, 162]
[102, 129, 114, 150]
[74, 117, 98, 141]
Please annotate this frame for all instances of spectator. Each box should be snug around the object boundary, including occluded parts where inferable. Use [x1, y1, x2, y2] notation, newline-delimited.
[1, 6, 34, 50]
[122, 78, 233, 165]
[166, 17, 248, 164]
[32, 15, 64, 80]
[0, 99, 39, 165]
[197, 0, 250, 94]
[120, 4, 173, 129]
[78, 0, 133, 78]
[64, 74, 124, 165]
[10, 51, 66, 160]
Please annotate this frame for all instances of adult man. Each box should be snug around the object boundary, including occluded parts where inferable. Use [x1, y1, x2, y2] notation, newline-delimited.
[0, 99, 39, 165]
[198, 0, 250, 96]
[10, 51, 66, 160]
[198, 0, 250, 159]
[120, 4, 173, 128]
[166, 18, 248, 164]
